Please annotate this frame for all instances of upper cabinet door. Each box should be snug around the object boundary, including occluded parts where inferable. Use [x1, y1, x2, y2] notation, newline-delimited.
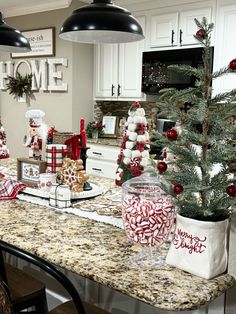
[94, 43, 118, 98]
[118, 15, 146, 98]
[146, 1, 215, 51]
[212, 4, 236, 95]
[94, 15, 146, 100]
[150, 12, 178, 48]
[179, 7, 212, 46]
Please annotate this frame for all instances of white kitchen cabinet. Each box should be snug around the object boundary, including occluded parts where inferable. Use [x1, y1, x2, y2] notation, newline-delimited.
[146, 2, 214, 49]
[94, 15, 145, 100]
[212, 3, 236, 95]
[149, 12, 179, 48]
[86, 144, 120, 179]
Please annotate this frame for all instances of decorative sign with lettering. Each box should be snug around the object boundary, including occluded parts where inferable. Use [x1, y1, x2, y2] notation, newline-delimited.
[172, 228, 207, 254]
[11, 28, 55, 59]
[0, 58, 68, 92]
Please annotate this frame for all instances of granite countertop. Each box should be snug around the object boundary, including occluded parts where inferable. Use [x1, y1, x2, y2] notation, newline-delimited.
[0, 159, 235, 311]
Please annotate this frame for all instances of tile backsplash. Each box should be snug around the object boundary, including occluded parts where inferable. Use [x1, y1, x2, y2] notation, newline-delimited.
[94, 101, 157, 122]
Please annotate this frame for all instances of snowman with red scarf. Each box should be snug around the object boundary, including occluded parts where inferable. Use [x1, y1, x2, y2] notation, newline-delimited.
[24, 109, 48, 160]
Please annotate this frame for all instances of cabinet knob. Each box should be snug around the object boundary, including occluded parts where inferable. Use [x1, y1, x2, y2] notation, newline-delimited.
[171, 30, 175, 45]
[111, 84, 115, 96]
[179, 29, 183, 45]
[118, 84, 121, 96]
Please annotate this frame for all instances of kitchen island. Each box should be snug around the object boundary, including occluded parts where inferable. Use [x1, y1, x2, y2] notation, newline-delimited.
[0, 159, 235, 313]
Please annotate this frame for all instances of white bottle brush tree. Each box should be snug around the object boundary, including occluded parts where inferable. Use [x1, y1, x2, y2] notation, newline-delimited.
[115, 102, 150, 186]
[151, 18, 236, 221]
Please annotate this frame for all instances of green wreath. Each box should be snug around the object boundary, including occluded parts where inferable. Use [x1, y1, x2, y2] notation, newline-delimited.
[6, 72, 34, 99]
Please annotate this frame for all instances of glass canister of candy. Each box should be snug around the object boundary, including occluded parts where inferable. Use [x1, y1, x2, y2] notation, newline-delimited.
[122, 172, 175, 268]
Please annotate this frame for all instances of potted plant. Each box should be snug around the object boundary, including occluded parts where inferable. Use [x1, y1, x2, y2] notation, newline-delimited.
[6, 72, 34, 102]
[151, 18, 236, 279]
[86, 121, 104, 140]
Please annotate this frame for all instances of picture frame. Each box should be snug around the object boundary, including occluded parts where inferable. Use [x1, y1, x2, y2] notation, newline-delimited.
[101, 116, 119, 138]
[17, 158, 47, 187]
[11, 27, 55, 59]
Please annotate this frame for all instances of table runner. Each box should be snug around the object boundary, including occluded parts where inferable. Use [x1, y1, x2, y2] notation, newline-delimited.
[1, 164, 123, 228]
[17, 193, 123, 229]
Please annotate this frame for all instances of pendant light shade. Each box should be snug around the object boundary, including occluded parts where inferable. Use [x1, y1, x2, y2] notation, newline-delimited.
[0, 12, 31, 53]
[59, 0, 144, 44]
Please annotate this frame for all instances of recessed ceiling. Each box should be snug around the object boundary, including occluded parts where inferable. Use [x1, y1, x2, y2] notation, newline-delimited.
[80, 0, 146, 4]
[0, 0, 141, 18]
[0, 0, 147, 17]
[0, 0, 73, 18]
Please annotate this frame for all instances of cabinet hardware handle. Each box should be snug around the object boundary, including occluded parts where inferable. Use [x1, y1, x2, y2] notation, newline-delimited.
[179, 29, 183, 45]
[92, 167, 102, 172]
[111, 84, 115, 96]
[171, 30, 175, 45]
[92, 152, 102, 155]
[118, 84, 121, 96]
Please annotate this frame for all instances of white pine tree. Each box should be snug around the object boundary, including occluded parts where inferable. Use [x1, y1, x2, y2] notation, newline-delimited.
[115, 102, 149, 186]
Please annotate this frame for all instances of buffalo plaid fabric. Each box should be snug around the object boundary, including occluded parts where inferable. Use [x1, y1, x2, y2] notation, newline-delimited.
[46, 145, 66, 173]
[0, 179, 26, 200]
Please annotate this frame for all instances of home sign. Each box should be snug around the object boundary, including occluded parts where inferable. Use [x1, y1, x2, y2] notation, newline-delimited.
[0, 58, 68, 92]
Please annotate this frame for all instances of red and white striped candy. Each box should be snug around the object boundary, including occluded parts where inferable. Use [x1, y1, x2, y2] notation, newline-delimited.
[122, 192, 174, 247]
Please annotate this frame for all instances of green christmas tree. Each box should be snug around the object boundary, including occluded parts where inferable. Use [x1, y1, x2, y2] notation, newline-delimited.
[151, 17, 236, 221]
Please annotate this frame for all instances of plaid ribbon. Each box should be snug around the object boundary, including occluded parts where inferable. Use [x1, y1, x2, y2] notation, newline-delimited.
[46, 146, 66, 173]
[0, 179, 25, 200]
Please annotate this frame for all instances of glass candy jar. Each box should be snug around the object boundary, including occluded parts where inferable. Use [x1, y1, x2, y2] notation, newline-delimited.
[122, 173, 175, 268]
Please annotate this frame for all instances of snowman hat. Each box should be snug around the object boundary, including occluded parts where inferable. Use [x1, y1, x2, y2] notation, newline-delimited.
[25, 109, 45, 127]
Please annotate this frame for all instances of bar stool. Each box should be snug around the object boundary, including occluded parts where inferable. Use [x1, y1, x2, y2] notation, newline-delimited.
[0, 240, 111, 314]
[0, 280, 12, 314]
[0, 252, 48, 313]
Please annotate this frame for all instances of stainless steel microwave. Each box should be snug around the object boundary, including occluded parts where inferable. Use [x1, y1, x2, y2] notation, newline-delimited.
[142, 47, 214, 94]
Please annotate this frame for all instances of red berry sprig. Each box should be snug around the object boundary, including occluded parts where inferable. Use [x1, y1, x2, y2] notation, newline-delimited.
[166, 129, 178, 140]
[157, 161, 167, 173]
[173, 183, 183, 195]
[226, 185, 236, 197]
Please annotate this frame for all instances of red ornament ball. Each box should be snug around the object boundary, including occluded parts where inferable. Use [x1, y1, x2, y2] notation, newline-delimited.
[166, 129, 178, 140]
[229, 59, 236, 71]
[226, 185, 236, 197]
[196, 29, 206, 39]
[173, 183, 183, 195]
[157, 161, 167, 173]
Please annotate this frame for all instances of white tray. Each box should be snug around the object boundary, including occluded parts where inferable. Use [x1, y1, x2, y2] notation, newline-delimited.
[22, 182, 105, 200]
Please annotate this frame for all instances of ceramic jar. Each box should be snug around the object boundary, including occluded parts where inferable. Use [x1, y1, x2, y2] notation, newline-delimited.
[38, 173, 57, 191]
[49, 184, 71, 208]
[122, 173, 175, 248]
[45, 144, 67, 173]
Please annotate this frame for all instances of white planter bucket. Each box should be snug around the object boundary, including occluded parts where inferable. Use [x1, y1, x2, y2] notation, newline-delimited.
[166, 214, 229, 279]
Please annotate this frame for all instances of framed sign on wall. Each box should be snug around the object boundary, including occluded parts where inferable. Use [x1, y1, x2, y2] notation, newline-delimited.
[102, 116, 119, 138]
[17, 158, 47, 186]
[11, 27, 55, 58]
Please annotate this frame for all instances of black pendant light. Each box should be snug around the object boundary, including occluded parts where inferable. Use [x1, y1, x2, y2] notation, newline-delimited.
[59, 0, 144, 44]
[0, 12, 31, 52]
